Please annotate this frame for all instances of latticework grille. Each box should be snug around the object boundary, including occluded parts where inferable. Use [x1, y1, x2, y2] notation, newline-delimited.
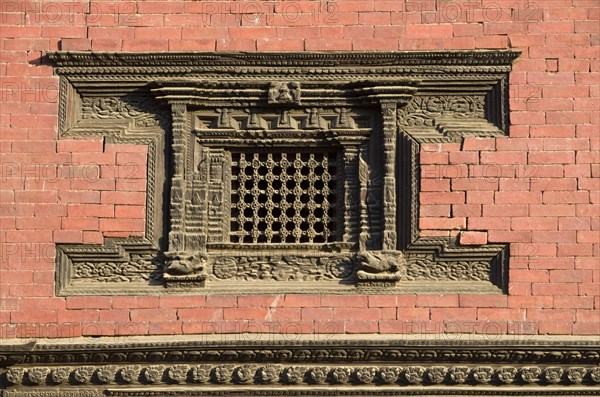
[230, 151, 337, 244]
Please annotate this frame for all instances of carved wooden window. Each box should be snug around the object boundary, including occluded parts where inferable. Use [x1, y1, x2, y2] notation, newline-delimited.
[50, 51, 518, 295]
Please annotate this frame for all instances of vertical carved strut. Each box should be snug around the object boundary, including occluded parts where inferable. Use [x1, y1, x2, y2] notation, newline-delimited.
[343, 146, 360, 245]
[381, 102, 398, 251]
[207, 150, 226, 243]
[358, 146, 369, 251]
[169, 104, 187, 252]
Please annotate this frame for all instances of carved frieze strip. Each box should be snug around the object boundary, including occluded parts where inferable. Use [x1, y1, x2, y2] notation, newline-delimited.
[193, 108, 371, 132]
[2, 335, 598, 368]
[80, 96, 169, 128]
[3, 387, 599, 397]
[151, 80, 418, 108]
[55, 237, 506, 294]
[397, 94, 507, 139]
[3, 364, 599, 388]
[47, 50, 520, 69]
[55, 239, 163, 296]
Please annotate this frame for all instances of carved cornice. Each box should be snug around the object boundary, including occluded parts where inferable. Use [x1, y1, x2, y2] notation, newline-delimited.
[47, 50, 520, 67]
[1, 336, 598, 395]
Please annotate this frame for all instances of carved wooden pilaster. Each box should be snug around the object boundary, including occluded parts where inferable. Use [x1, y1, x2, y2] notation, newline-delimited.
[381, 101, 398, 251]
[358, 145, 369, 252]
[342, 146, 360, 245]
[185, 146, 208, 252]
[200, 149, 229, 244]
[168, 103, 187, 252]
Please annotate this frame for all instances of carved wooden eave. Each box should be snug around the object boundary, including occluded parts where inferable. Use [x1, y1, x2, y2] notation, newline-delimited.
[1, 335, 599, 396]
[47, 51, 520, 295]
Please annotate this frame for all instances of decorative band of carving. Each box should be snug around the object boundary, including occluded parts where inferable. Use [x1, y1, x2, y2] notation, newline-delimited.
[1, 336, 598, 394]
[3, 364, 599, 387]
[47, 50, 521, 69]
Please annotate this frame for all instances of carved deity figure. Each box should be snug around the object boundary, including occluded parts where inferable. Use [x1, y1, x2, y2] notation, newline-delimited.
[268, 82, 301, 104]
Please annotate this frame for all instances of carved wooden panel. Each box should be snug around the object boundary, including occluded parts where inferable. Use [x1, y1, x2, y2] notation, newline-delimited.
[48, 51, 519, 295]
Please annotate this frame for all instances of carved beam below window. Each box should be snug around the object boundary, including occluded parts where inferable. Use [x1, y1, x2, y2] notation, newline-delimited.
[1, 335, 598, 396]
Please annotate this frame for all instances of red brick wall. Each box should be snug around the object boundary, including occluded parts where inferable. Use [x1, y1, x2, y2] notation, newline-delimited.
[1, 0, 598, 338]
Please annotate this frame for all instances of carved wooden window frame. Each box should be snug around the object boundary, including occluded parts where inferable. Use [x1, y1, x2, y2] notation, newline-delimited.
[49, 51, 519, 295]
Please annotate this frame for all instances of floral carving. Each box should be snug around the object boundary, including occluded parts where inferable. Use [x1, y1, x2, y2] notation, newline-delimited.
[308, 367, 329, 384]
[258, 365, 280, 384]
[166, 365, 189, 383]
[471, 366, 493, 384]
[5, 368, 23, 385]
[520, 366, 541, 383]
[404, 258, 489, 281]
[190, 365, 212, 383]
[378, 367, 401, 384]
[425, 366, 447, 384]
[72, 367, 93, 384]
[397, 95, 485, 127]
[542, 367, 563, 384]
[50, 368, 70, 384]
[234, 365, 256, 384]
[404, 366, 425, 384]
[565, 367, 585, 384]
[212, 257, 238, 279]
[26, 368, 47, 385]
[283, 366, 305, 384]
[448, 366, 469, 384]
[73, 255, 161, 283]
[81, 96, 166, 127]
[141, 366, 163, 383]
[208, 254, 356, 282]
[496, 366, 517, 384]
[213, 365, 233, 384]
[118, 366, 140, 384]
[588, 367, 600, 383]
[331, 367, 353, 384]
[94, 366, 115, 384]
[355, 367, 377, 384]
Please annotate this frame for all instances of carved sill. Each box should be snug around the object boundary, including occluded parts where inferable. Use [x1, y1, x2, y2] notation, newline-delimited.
[48, 51, 519, 295]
